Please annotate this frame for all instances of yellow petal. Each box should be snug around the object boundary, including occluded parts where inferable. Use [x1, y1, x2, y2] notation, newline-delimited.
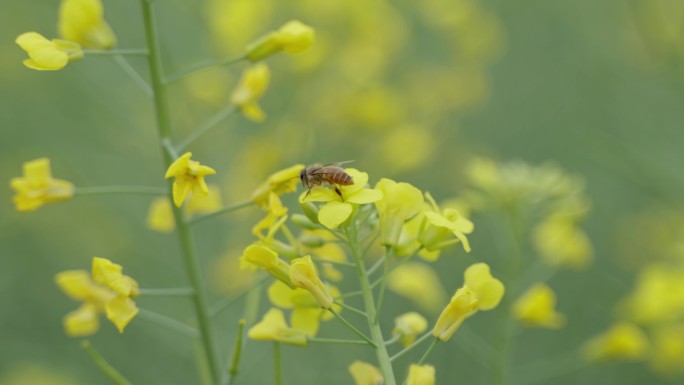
[346, 188, 384, 204]
[16, 32, 69, 71]
[387, 263, 447, 313]
[276, 20, 315, 54]
[464, 263, 504, 310]
[290, 256, 333, 308]
[267, 280, 296, 309]
[432, 287, 479, 341]
[583, 322, 650, 362]
[63, 303, 100, 337]
[512, 284, 565, 329]
[318, 201, 353, 228]
[105, 296, 138, 333]
[91, 257, 137, 297]
[291, 307, 321, 336]
[147, 197, 175, 233]
[393, 312, 428, 347]
[406, 364, 435, 385]
[348, 361, 383, 385]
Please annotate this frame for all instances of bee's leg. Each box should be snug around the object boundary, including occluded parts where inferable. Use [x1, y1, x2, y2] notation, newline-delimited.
[305, 188, 312, 199]
[334, 186, 343, 197]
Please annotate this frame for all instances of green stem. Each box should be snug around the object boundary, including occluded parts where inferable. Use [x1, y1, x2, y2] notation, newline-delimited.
[175, 106, 237, 151]
[374, 246, 392, 323]
[74, 186, 166, 196]
[137, 308, 200, 338]
[164, 55, 247, 85]
[309, 337, 370, 345]
[366, 255, 386, 276]
[346, 224, 397, 385]
[317, 259, 356, 268]
[273, 342, 283, 385]
[333, 300, 368, 317]
[329, 309, 376, 348]
[336, 289, 363, 299]
[139, 287, 194, 296]
[417, 337, 440, 365]
[81, 340, 133, 385]
[140, 1, 220, 383]
[189, 200, 255, 225]
[390, 332, 432, 362]
[225, 320, 246, 385]
[113, 55, 153, 96]
[84, 49, 149, 56]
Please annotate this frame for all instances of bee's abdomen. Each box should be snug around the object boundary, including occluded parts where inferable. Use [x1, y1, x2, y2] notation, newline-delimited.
[329, 172, 353, 185]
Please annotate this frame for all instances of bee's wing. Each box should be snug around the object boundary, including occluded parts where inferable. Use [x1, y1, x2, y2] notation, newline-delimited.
[310, 166, 346, 175]
[317, 160, 354, 169]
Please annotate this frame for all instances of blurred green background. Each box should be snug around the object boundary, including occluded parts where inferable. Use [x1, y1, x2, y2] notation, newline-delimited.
[2, 0, 684, 384]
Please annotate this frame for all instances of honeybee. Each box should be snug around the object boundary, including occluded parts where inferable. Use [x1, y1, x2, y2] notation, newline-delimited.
[300, 161, 354, 198]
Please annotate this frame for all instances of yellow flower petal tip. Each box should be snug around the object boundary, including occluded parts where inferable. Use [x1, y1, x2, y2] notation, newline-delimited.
[582, 322, 650, 362]
[58, 0, 117, 49]
[290, 256, 333, 309]
[393, 312, 428, 347]
[16, 32, 83, 71]
[10, 157, 74, 211]
[375, 178, 424, 246]
[246, 20, 315, 61]
[512, 283, 565, 329]
[348, 361, 383, 385]
[247, 308, 308, 346]
[407, 364, 435, 385]
[164, 152, 216, 207]
[251, 164, 305, 207]
[231, 64, 270, 122]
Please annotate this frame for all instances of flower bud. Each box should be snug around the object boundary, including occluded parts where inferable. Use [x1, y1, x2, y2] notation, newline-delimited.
[290, 256, 333, 309]
[246, 20, 315, 62]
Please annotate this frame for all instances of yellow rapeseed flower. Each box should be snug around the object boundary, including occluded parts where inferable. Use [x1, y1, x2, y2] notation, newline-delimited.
[10, 158, 74, 211]
[432, 263, 504, 341]
[649, 324, 684, 376]
[247, 308, 308, 346]
[301, 229, 349, 282]
[240, 244, 294, 288]
[512, 283, 565, 329]
[268, 280, 342, 336]
[387, 263, 447, 313]
[15, 32, 83, 71]
[231, 63, 270, 122]
[246, 20, 315, 61]
[251, 164, 304, 208]
[533, 211, 593, 269]
[406, 364, 435, 385]
[583, 322, 650, 362]
[374, 178, 424, 246]
[146, 197, 175, 233]
[55, 257, 139, 336]
[300, 168, 383, 228]
[164, 152, 216, 207]
[618, 263, 684, 325]
[252, 193, 288, 237]
[185, 184, 223, 215]
[393, 312, 428, 347]
[290, 256, 333, 309]
[348, 361, 383, 385]
[58, 0, 116, 49]
[420, 193, 473, 253]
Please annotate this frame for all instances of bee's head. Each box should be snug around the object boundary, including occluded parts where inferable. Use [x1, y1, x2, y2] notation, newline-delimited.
[299, 167, 308, 188]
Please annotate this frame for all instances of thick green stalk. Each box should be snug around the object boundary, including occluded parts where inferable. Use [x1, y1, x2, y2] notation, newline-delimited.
[347, 223, 397, 385]
[140, 1, 220, 383]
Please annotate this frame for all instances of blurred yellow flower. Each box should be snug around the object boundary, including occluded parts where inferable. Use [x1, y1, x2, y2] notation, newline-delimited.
[420, 193, 473, 253]
[393, 312, 428, 347]
[268, 280, 342, 336]
[290, 256, 333, 309]
[512, 283, 565, 329]
[533, 211, 593, 269]
[247, 308, 308, 346]
[164, 152, 216, 207]
[231, 63, 270, 122]
[379, 125, 435, 174]
[406, 364, 435, 385]
[146, 197, 175, 233]
[240, 244, 294, 288]
[15, 32, 83, 71]
[252, 192, 288, 236]
[618, 263, 684, 325]
[649, 324, 684, 376]
[246, 20, 315, 61]
[251, 163, 304, 208]
[58, 0, 116, 49]
[433, 263, 504, 341]
[10, 158, 74, 211]
[387, 262, 447, 313]
[55, 257, 139, 336]
[300, 168, 383, 228]
[583, 322, 650, 362]
[185, 184, 223, 215]
[374, 178, 424, 246]
[348, 361, 383, 385]
[301, 229, 349, 282]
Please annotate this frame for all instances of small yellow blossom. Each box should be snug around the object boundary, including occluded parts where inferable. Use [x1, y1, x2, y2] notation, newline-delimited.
[10, 158, 74, 211]
[512, 284, 565, 329]
[393, 312, 428, 347]
[247, 308, 308, 346]
[583, 322, 650, 362]
[433, 263, 504, 341]
[406, 364, 435, 385]
[387, 263, 447, 313]
[348, 361, 383, 385]
[251, 164, 304, 208]
[252, 193, 288, 237]
[55, 257, 139, 336]
[649, 324, 684, 376]
[231, 63, 270, 122]
[15, 32, 83, 71]
[146, 197, 175, 233]
[300, 168, 383, 228]
[164, 152, 216, 207]
[533, 211, 593, 269]
[185, 184, 223, 215]
[301, 229, 349, 282]
[374, 178, 424, 246]
[58, 0, 116, 49]
[246, 20, 315, 61]
[268, 280, 342, 336]
[290, 256, 333, 309]
[420, 193, 473, 253]
[240, 244, 294, 288]
[618, 263, 684, 324]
